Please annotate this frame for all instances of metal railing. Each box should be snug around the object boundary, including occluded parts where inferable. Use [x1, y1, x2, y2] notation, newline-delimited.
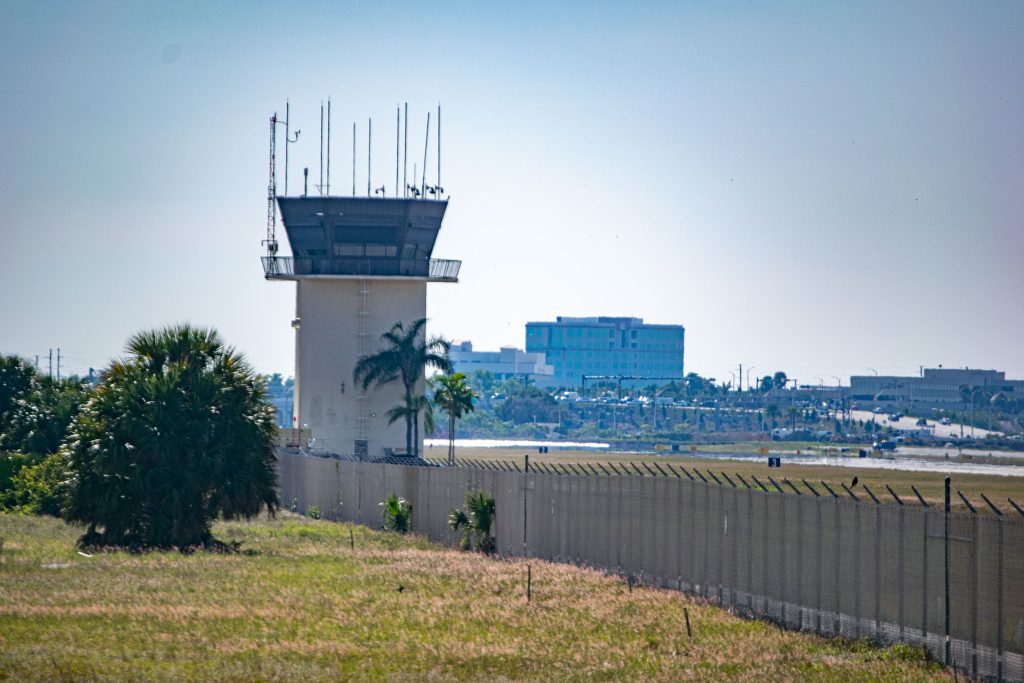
[262, 256, 460, 281]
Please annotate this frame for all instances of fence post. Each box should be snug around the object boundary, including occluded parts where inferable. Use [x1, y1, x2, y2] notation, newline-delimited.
[898, 493, 905, 642]
[523, 455, 529, 558]
[944, 476, 951, 666]
[874, 493, 881, 642]
[816, 493, 823, 635]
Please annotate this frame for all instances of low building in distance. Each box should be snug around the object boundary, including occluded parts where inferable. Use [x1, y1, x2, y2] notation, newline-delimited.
[849, 367, 1024, 408]
[525, 316, 685, 388]
[449, 341, 555, 386]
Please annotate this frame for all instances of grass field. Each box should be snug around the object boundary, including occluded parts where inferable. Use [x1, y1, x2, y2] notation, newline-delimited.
[0, 513, 954, 682]
[432, 446, 1024, 512]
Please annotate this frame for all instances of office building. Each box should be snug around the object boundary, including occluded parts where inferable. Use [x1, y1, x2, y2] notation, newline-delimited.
[525, 316, 684, 388]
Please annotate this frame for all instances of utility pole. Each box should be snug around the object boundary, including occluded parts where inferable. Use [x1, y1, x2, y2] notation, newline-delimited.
[48, 348, 53, 378]
[739, 364, 743, 393]
[57, 348, 61, 380]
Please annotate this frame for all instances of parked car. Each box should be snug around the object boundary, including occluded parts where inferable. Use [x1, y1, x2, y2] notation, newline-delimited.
[873, 440, 897, 451]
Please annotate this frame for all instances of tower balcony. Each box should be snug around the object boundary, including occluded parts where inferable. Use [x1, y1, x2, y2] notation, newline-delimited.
[262, 256, 460, 282]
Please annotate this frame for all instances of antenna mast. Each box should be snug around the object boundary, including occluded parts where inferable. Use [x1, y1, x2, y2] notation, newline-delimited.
[437, 103, 441, 193]
[421, 111, 430, 196]
[319, 102, 324, 196]
[403, 102, 408, 197]
[395, 106, 400, 197]
[352, 122, 356, 196]
[326, 98, 331, 196]
[264, 113, 279, 256]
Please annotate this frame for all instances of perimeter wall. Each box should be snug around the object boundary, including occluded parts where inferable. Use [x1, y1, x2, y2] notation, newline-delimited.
[278, 452, 1024, 681]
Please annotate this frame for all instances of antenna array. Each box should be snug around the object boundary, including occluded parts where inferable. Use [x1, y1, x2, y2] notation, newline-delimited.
[267, 99, 444, 208]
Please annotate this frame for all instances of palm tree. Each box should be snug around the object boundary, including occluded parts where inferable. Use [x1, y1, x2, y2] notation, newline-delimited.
[448, 489, 496, 553]
[353, 319, 451, 458]
[432, 372, 476, 465]
[63, 324, 279, 548]
[384, 395, 435, 456]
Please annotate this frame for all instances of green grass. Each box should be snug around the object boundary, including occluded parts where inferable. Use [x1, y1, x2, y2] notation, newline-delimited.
[0, 513, 952, 682]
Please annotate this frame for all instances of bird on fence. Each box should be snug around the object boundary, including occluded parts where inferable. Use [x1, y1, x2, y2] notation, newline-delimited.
[851, 476, 859, 488]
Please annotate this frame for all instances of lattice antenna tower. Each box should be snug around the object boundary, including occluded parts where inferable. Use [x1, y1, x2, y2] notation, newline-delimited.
[264, 112, 280, 257]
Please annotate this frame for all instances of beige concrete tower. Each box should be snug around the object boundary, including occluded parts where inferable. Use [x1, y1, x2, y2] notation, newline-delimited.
[264, 197, 459, 457]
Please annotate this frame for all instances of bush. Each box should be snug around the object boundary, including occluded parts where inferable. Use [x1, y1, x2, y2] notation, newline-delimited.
[448, 490, 496, 554]
[0, 452, 41, 505]
[380, 493, 412, 533]
[306, 505, 321, 520]
[4, 453, 68, 516]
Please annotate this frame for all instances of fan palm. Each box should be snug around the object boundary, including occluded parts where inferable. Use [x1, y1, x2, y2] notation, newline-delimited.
[448, 489, 496, 553]
[63, 324, 278, 548]
[353, 319, 451, 458]
[432, 372, 475, 465]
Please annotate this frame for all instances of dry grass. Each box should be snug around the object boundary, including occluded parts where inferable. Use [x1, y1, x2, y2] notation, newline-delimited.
[439, 446, 1024, 511]
[0, 513, 952, 682]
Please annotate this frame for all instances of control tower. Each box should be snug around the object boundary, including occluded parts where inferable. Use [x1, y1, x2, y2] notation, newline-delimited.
[263, 196, 460, 458]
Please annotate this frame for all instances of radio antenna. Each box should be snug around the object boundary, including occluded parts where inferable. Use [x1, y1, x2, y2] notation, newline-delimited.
[403, 102, 409, 197]
[326, 98, 331, 195]
[351, 122, 356, 196]
[437, 103, 441, 193]
[284, 100, 290, 195]
[368, 118, 372, 197]
[395, 106, 400, 198]
[421, 111, 430, 197]
[318, 102, 324, 196]
[264, 112, 279, 255]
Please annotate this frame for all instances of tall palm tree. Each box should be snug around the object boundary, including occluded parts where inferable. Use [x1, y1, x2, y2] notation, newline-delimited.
[353, 319, 451, 458]
[432, 372, 476, 465]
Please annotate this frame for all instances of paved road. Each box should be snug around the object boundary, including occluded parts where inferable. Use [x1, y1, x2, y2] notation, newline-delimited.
[849, 409, 996, 439]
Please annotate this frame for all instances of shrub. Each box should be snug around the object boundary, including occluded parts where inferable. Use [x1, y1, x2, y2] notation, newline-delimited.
[380, 493, 412, 533]
[5, 452, 69, 516]
[306, 505, 321, 520]
[0, 452, 41, 507]
[448, 490, 496, 554]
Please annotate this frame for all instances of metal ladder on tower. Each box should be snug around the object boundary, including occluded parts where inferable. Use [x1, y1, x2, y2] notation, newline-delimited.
[354, 279, 371, 458]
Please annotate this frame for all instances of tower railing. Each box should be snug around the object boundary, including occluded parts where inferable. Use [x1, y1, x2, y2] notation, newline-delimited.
[262, 256, 460, 282]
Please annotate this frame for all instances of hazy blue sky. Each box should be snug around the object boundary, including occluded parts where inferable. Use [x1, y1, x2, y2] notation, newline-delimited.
[2, 1, 1021, 385]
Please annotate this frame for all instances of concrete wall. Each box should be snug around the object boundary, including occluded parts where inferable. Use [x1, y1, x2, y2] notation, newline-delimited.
[294, 278, 427, 456]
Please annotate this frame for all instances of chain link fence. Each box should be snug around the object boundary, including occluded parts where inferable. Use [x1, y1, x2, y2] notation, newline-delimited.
[278, 452, 1024, 681]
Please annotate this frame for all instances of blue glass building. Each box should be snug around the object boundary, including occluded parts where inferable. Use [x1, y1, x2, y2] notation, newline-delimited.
[525, 316, 684, 388]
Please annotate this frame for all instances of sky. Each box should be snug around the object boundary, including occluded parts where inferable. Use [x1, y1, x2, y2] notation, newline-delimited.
[1, 1, 1022, 386]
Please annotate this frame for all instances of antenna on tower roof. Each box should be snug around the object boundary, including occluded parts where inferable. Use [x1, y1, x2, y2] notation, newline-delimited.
[264, 112, 280, 256]
[403, 103, 409, 197]
[421, 111, 430, 197]
[326, 98, 331, 196]
[437, 103, 441, 195]
[319, 102, 324, 196]
[351, 121, 356, 197]
[395, 105, 400, 198]
[368, 117, 372, 198]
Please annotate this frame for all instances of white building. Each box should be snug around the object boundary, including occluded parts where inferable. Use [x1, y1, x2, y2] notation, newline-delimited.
[449, 341, 555, 386]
